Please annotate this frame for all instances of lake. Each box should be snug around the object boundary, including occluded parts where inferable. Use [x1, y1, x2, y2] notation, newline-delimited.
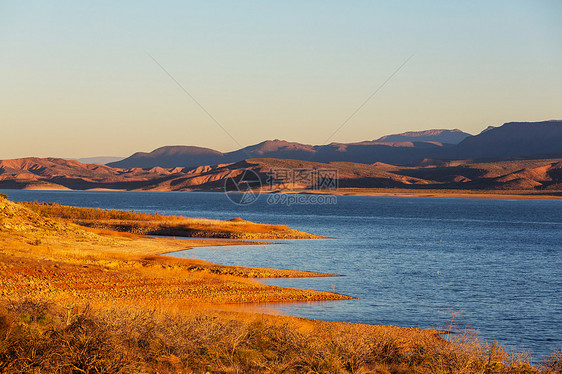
[2, 189, 561, 360]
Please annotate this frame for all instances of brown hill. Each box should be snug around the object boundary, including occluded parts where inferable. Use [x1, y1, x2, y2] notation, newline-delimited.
[395, 159, 562, 190]
[2, 156, 562, 192]
[0, 157, 182, 190]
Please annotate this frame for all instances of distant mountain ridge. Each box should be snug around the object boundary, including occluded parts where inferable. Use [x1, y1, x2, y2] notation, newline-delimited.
[375, 129, 471, 144]
[75, 156, 125, 165]
[452, 121, 562, 159]
[107, 121, 562, 168]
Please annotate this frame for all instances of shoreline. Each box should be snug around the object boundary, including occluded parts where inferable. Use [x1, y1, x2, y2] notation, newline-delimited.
[0, 195, 354, 304]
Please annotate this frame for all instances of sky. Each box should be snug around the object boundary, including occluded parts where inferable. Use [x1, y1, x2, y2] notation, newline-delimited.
[1, 0, 561, 159]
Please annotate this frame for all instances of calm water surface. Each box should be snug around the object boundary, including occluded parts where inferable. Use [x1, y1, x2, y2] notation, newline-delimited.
[3, 190, 561, 359]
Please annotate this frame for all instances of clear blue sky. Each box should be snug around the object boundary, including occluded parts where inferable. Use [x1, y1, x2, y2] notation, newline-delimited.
[1, 0, 561, 158]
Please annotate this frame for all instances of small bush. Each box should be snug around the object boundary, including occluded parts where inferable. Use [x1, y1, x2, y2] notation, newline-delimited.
[0, 193, 7, 200]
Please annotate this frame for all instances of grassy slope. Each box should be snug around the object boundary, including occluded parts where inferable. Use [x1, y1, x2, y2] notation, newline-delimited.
[20, 201, 326, 239]
[1, 195, 560, 373]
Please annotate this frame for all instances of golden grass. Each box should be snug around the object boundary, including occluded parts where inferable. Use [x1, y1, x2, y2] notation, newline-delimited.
[19, 201, 184, 221]
[21, 201, 325, 239]
[2, 296, 557, 373]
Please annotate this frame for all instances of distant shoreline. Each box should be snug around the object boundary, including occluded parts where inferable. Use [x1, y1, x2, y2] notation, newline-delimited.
[290, 188, 562, 200]
[3, 186, 562, 201]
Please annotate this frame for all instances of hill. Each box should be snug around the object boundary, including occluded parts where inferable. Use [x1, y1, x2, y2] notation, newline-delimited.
[2, 156, 562, 194]
[108, 145, 225, 168]
[0, 157, 187, 190]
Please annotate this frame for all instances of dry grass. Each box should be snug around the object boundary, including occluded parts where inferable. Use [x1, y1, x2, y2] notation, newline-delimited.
[21, 201, 325, 239]
[0, 230, 349, 306]
[1, 297, 557, 374]
[19, 201, 183, 221]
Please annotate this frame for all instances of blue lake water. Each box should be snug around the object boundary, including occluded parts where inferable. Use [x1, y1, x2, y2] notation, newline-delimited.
[2, 189, 561, 360]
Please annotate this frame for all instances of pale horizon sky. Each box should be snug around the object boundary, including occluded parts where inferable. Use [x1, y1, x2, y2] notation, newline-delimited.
[1, 1, 561, 159]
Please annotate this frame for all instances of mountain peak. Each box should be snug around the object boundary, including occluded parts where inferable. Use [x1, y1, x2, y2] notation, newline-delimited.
[240, 139, 315, 155]
[480, 126, 496, 134]
[376, 129, 471, 144]
[107, 145, 224, 168]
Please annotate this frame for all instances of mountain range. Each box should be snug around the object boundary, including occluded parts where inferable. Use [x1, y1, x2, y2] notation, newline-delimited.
[1, 120, 561, 193]
[107, 121, 562, 169]
[1, 156, 561, 192]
